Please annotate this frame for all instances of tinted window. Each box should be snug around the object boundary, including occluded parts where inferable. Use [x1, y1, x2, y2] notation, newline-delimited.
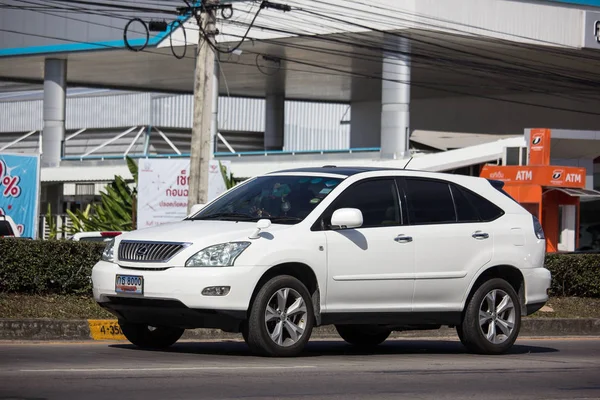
[451, 185, 480, 222]
[0, 221, 13, 236]
[404, 179, 456, 225]
[459, 185, 504, 221]
[193, 175, 343, 224]
[326, 179, 401, 228]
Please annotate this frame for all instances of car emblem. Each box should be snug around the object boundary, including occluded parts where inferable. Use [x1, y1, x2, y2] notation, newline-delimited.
[136, 246, 149, 256]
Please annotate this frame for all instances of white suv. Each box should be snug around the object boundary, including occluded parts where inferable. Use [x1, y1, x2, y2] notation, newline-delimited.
[92, 167, 551, 357]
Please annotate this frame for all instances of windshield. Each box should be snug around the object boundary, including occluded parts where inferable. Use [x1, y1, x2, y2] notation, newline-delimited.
[191, 175, 343, 224]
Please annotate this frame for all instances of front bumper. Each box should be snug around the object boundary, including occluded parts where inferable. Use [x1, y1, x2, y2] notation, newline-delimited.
[523, 267, 552, 315]
[92, 261, 269, 328]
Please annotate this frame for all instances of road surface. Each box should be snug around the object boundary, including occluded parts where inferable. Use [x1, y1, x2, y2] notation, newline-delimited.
[0, 337, 599, 399]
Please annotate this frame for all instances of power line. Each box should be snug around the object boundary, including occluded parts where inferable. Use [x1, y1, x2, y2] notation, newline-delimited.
[5, 2, 600, 116]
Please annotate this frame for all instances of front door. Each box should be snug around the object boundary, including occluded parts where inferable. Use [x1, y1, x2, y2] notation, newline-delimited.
[323, 178, 415, 313]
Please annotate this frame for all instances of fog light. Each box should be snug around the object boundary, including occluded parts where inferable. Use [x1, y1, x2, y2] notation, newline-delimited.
[202, 286, 230, 296]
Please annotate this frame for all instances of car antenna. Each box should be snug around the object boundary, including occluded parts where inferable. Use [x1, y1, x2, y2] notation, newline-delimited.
[402, 156, 414, 169]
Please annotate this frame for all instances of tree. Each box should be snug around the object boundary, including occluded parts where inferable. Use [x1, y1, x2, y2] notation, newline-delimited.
[219, 161, 237, 190]
[66, 157, 138, 233]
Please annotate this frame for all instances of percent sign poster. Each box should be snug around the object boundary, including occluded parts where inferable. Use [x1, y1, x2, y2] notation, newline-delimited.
[0, 153, 41, 238]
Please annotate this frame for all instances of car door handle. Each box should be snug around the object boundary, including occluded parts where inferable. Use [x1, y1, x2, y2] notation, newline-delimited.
[472, 231, 489, 240]
[394, 235, 413, 243]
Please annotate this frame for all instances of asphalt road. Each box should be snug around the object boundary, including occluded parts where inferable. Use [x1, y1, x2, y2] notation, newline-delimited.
[0, 337, 599, 400]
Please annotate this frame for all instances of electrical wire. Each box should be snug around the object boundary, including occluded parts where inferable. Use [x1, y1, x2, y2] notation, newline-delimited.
[123, 18, 149, 51]
[169, 19, 187, 59]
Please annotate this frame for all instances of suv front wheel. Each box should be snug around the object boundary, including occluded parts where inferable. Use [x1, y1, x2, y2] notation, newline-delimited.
[119, 322, 184, 349]
[459, 278, 521, 355]
[246, 275, 314, 357]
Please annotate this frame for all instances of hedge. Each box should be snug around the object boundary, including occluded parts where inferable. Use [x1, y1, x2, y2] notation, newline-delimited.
[1, 239, 599, 297]
[0, 239, 104, 295]
[545, 253, 600, 298]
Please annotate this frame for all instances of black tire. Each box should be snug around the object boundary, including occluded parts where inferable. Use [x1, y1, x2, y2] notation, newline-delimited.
[246, 275, 314, 357]
[459, 278, 521, 355]
[335, 324, 391, 347]
[119, 322, 184, 349]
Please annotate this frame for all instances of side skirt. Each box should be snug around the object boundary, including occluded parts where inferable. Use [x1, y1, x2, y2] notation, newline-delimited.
[320, 311, 462, 330]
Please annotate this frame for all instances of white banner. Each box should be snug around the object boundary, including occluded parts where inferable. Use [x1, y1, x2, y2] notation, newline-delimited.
[137, 158, 231, 229]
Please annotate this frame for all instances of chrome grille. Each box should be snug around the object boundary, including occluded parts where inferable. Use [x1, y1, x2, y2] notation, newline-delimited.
[118, 241, 186, 263]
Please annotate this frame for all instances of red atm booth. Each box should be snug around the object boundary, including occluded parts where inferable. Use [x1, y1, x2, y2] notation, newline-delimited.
[480, 129, 589, 253]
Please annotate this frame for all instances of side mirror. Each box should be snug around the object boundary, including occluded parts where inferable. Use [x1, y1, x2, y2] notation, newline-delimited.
[331, 208, 363, 230]
[249, 218, 272, 239]
[256, 219, 272, 230]
[189, 203, 205, 216]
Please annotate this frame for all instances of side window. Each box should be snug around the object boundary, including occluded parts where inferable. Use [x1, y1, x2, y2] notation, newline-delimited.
[327, 179, 401, 228]
[455, 184, 504, 221]
[404, 178, 456, 225]
[450, 184, 480, 222]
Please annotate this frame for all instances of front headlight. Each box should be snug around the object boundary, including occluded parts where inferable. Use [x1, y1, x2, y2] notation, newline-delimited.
[102, 239, 115, 262]
[185, 242, 251, 267]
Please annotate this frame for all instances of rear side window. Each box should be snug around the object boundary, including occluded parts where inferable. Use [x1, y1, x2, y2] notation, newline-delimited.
[404, 178, 456, 224]
[450, 185, 480, 222]
[0, 221, 14, 236]
[452, 184, 504, 222]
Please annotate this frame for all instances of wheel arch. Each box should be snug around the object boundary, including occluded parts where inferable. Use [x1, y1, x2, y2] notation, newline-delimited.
[248, 262, 322, 325]
[462, 265, 526, 315]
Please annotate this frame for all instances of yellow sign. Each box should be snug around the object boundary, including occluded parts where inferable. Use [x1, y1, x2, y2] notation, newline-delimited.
[88, 319, 126, 341]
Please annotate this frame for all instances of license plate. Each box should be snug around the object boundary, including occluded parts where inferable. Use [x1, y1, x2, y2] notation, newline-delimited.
[115, 275, 143, 295]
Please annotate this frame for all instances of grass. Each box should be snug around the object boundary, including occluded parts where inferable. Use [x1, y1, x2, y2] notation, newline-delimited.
[527, 297, 600, 319]
[0, 293, 113, 319]
[0, 294, 599, 320]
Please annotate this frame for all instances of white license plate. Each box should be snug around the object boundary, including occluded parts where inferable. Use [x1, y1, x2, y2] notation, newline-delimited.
[115, 275, 143, 295]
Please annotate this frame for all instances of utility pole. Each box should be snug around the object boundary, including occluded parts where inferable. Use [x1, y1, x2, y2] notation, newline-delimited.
[188, 0, 217, 212]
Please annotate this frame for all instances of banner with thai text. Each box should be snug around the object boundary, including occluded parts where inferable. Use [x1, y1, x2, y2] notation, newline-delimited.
[137, 158, 231, 229]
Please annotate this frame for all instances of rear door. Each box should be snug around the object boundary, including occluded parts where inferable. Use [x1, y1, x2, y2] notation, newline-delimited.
[397, 177, 495, 312]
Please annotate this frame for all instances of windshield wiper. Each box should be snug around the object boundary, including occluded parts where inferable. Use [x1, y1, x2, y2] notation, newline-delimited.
[268, 216, 303, 224]
[194, 212, 258, 221]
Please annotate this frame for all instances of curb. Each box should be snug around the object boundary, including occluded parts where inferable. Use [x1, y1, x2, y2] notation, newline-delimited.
[1, 318, 599, 342]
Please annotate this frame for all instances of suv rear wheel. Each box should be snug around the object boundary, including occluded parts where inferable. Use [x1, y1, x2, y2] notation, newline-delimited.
[119, 322, 184, 349]
[336, 324, 391, 347]
[246, 275, 314, 357]
[459, 278, 521, 355]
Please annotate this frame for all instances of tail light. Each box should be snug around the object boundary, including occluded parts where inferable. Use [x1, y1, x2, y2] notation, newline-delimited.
[100, 232, 122, 238]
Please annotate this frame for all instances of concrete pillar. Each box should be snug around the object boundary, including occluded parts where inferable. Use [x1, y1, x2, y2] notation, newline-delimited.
[264, 93, 284, 151]
[380, 37, 411, 159]
[42, 58, 67, 168]
[350, 101, 381, 148]
[210, 58, 219, 157]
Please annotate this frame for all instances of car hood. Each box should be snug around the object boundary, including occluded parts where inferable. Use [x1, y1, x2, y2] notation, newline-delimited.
[116, 219, 290, 245]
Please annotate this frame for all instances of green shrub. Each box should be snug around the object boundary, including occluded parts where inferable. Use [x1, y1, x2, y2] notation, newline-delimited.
[0, 239, 104, 295]
[545, 253, 600, 298]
